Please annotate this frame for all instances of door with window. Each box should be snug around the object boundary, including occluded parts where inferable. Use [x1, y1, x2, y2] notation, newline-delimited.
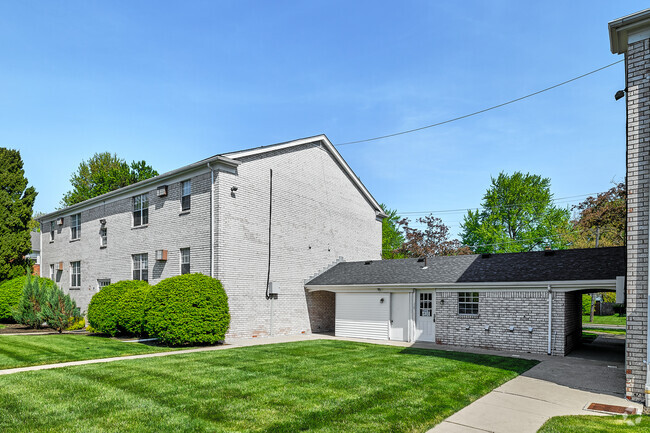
[415, 291, 435, 342]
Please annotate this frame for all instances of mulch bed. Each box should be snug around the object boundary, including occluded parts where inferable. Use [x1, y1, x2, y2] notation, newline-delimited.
[0, 323, 88, 335]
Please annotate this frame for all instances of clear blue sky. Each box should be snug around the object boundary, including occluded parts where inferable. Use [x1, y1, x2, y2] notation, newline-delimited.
[2, 1, 643, 236]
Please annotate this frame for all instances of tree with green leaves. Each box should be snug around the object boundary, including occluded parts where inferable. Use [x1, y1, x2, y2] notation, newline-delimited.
[61, 153, 158, 207]
[460, 172, 571, 253]
[381, 204, 407, 259]
[399, 214, 472, 257]
[0, 148, 37, 281]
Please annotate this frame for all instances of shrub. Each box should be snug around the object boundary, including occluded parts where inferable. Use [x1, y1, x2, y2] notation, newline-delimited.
[87, 280, 150, 336]
[66, 317, 85, 331]
[42, 287, 81, 333]
[145, 274, 230, 345]
[0, 276, 25, 321]
[12, 275, 56, 328]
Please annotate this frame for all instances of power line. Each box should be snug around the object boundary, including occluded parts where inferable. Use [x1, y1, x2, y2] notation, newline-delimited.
[336, 60, 624, 146]
[395, 192, 604, 216]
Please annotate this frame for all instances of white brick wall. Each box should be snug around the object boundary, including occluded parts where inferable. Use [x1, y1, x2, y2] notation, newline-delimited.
[215, 142, 382, 337]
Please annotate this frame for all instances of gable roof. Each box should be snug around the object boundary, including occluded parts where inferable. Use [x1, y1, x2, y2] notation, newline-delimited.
[222, 134, 386, 218]
[306, 247, 625, 287]
[38, 134, 386, 221]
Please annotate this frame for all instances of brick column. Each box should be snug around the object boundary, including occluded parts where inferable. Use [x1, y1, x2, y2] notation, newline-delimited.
[610, 10, 650, 403]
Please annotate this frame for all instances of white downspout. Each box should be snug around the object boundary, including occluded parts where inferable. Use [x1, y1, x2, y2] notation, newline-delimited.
[39, 223, 42, 277]
[208, 163, 214, 278]
[547, 285, 552, 355]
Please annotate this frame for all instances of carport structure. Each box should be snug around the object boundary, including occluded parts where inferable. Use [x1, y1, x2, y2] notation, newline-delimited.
[306, 247, 625, 356]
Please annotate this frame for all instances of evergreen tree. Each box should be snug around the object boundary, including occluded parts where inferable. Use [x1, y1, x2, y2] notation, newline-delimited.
[42, 287, 81, 333]
[0, 148, 37, 281]
[13, 275, 50, 329]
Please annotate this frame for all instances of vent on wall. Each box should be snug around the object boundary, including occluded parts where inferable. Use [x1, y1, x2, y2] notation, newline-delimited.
[57, 218, 64, 226]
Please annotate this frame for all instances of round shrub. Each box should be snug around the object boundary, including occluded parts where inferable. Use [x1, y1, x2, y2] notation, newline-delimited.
[0, 275, 55, 322]
[117, 283, 151, 336]
[87, 280, 150, 336]
[144, 274, 230, 345]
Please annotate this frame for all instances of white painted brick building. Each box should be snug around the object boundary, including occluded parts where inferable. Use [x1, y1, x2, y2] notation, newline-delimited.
[39, 135, 385, 338]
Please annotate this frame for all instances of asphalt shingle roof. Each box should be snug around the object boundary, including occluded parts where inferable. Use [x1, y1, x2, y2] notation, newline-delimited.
[306, 247, 625, 286]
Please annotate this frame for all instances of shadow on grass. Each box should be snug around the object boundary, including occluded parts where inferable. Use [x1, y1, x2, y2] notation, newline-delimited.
[397, 347, 539, 374]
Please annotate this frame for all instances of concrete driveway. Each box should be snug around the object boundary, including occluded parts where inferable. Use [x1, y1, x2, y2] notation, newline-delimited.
[429, 334, 640, 433]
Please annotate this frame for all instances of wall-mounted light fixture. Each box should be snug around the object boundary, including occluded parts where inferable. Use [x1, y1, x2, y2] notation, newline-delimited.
[615, 88, 627, 101]
[231, 186, 238, 192]
[380, 298, 385, 303]
[508, 326, 515, 332]
[484, 325, 490, 331]
[528, 327, 534, 333]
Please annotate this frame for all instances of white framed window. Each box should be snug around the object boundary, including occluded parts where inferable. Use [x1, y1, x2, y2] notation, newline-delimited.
[97, 279, 111, 290]
[180, 248, 190, 275]
[70, 261, 81, 287]
[70, 214, 81, 240]
[458, 292, 479, 315]
[50, 221, 55, 241]
[133, 194, 149, 227]
[49, 264, 55, 280]
[132, 253, 148, 281]
[181, 180, 191, 211]
[100, 227, 107, 247]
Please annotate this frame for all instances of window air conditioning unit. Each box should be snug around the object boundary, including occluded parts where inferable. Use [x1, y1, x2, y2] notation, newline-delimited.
[57, 218, 64, 225]
[57, 262, 64, 271]
[268, 281, 280, 295]
[156, 185, 168, 197]
[156, 249, 168, 261]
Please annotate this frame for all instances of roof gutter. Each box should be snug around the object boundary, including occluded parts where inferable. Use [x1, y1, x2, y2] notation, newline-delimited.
[305, 279, 618, 291]
[38, 155, 240, 222]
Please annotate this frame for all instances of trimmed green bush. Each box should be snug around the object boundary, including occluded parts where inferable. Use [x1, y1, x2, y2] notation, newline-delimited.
[3, 275, 55, 323]
[145, 274, 230, 345]
[87, 280, 150, 336]
[117, 283, 151, 336]
[42, 287, 81, 333]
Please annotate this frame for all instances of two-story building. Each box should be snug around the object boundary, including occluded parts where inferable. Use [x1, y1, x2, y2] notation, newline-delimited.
[38, 135, 385, 338]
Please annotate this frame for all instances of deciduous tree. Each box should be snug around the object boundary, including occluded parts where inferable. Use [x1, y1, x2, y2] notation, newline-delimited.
[381, 204, 407, 259]
[460, 172, 571, 253]
[398, 214, 472, 257]
[61, 153, 158, 207]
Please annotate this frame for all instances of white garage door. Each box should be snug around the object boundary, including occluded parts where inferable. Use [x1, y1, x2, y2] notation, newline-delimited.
[335, 293, 389, 340]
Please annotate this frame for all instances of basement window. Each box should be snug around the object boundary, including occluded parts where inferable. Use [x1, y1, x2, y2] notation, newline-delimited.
[458, 292, 479, 315]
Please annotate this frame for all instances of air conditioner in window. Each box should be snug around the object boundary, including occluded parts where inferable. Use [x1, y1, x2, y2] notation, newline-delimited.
[156, 249, 168, 261]
[57, 218, 64, 225]
[57, 262, 64, 271]
[156, 185, 168, 197]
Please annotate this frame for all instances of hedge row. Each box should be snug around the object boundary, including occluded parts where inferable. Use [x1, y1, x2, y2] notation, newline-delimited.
[87, 274, 230, 345]
[0, 275, 56, 321]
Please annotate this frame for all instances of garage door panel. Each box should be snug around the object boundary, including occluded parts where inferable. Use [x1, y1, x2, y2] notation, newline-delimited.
[335, 293, 389, 340]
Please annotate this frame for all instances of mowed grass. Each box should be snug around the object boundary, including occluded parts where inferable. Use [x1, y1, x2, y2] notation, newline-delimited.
[0, 339, 537, 433]
[582, 314, 626, 326]
[0, 335, 182, 369]
[538, 415, 650, 432]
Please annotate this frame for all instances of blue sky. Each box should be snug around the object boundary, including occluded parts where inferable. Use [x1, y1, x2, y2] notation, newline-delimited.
[1, 1, 643, 236]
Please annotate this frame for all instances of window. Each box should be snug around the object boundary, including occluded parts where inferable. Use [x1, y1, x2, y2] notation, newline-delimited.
[133, 194, 149, 226]
[100, 227, 107, 247]
[181, 180, 191, 211]
[50, 221, 55, 241]
[70, 214, 81, 240]
[70, 261, 81, 287]
[419, 292, 433, 317]
[49, 264, 55, 280]
[132, 254, 148, 281]
[458, 292, 479, 315]
[97, 279, 111, 290]
[180, 248, 190, 274]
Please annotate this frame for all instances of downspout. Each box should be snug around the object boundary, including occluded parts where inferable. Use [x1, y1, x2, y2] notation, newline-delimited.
[39, 222, 42, 277]
[547, 285, 552, 355]
[208, 163, 214, 278]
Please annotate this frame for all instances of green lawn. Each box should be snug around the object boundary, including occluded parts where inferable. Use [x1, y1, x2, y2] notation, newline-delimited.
[0, 339, 537, 433]
[0, 335, 183, 369]
[583, 327, 626, 336]
[538, 415, 650, 432]
[582, 314, 626, 326]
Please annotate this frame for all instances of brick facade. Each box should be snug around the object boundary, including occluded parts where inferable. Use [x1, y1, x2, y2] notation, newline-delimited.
[626, 38, 650, 402]
[435, 290, 579, 356]
[40, 137, 382, 339]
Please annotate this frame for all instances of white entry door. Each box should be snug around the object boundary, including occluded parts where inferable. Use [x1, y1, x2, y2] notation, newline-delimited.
[389, 293, 410, 341]
[415, 291, 435, 342]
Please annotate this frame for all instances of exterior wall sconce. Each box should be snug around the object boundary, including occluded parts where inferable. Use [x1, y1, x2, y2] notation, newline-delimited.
[465, 325, 470, 330]
[484, 325, 490, 331]
[508, 326, 515, 332]
[528, 327, 534, 333]
[380, 298, 385, 303]
[231, 186, 238, 192]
